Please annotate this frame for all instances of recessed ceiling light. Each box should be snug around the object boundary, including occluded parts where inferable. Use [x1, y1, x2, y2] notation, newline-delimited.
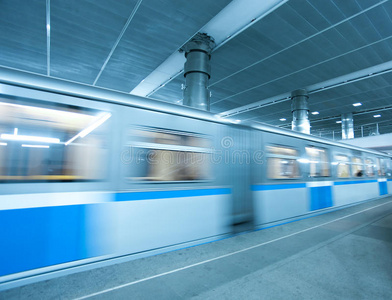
[311, 111, 319, 115]
[353, 103, 362, 107]
[336, 121, 342, 124]
[373, 114, 381, 118]
[279, 118, 286, 121]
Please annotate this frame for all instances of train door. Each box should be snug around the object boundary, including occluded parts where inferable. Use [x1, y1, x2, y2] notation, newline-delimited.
[222, 126, 254, 231]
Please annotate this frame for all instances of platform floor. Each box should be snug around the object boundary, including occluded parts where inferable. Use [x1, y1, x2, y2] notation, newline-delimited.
[1, 196, 392, 300]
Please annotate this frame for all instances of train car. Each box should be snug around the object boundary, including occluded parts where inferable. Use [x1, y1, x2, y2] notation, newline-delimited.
[250, 125, 392, 228]
[0, 67, 390, 287]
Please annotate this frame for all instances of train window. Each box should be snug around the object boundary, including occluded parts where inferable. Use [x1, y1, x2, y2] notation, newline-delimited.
[335, 155, 350, 178]
[305, 147, 330, 177]
[386, 159, 392, 175]
[266, 145, 300, 179]
[351, 157, 364, 177]
[378, 158, 387, 176]
[125, 128, 211, 182]
[0, 98, 110, 182]
[365, 159, 375, 177]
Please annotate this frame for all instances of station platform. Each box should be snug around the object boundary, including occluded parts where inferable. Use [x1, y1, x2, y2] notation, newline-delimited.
[1, 196, 392, 299]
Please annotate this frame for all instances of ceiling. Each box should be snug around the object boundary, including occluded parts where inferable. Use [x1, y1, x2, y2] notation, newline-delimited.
[1, 0, 392, 141]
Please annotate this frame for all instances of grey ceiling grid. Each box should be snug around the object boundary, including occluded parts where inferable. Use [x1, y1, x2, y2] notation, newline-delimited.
[50, 0, 140, 85]
[0, 0, 47, 74]
[0, 0, 391, 138]
[93, 0, 231, 92]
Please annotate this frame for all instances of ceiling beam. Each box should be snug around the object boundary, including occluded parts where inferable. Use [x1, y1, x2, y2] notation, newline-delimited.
[130, 0, 288, 97]
[218, 60, 392, 118]
[93, 0, 143, 86]
[211, 35, 392, 107]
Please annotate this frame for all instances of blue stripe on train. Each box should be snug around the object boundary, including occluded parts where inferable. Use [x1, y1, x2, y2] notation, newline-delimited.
[333, 180, 377, 185]
[309, 186, 333, 211]
[0, 188, 231, 277]
[0, 205, 87, 277]
[114, 188, 231, 201]
[379, 181, 388, 195]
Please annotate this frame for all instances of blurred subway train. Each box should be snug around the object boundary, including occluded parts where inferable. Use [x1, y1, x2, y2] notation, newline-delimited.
[0, 67, 391, 284]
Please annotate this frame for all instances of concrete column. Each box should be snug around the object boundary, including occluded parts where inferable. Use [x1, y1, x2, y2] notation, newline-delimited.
[341, 113, 354, 139]
[182, 33, 215, 111]
[291, 89, 310, 134]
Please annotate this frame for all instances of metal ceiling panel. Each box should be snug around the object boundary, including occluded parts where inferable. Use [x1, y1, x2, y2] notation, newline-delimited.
[50, 0, 138, 84]
[150, 76, 183, 104]
[0, 0, 46, 74]
[94, 0, 231, 92]
[1, 0, 391, 138]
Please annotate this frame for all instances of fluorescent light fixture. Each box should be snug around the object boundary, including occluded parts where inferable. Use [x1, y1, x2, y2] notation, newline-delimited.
[331, 162, 339, 165]
[22, 144, 50, 149]
[311, 111, 319, 115]
[297, 158, 309, 163]
[0, 101, 88, 119]
[353, 102, 362, 107]
[79, 113, 111, 138]
[279, 118, 286, 121]
[373, 114, 381, 118]
[336, 121, 342, 124]
[14, 128, 18, 135]
[0, 142, 7, 146]
[1, 134, 60, 144]
[65, 113, 111, 146]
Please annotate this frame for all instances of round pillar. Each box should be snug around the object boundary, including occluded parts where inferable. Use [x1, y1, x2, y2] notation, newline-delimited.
[341, 113, 354, 139]
[291, 89, 310, 134]
[182, 33, 215, 111]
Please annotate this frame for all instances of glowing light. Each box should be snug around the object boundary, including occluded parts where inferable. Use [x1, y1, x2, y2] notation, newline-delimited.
[336, 121, 342, 124]
[22, 144, 50, 148]
[353, 103, 362, 107]
[0, 101, 90, 119]
[373, 114, 381, 118]
[311, 111, 319, 115]
[279, 118, 286, 121]
[0, 142, 7, 146]
[297, 158, 310, 163]
[65, 113, 111, 145]
[1, 134, 60, 144]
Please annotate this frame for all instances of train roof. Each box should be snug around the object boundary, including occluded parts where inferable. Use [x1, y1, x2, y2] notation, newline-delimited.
[0, 66, 390, 158]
